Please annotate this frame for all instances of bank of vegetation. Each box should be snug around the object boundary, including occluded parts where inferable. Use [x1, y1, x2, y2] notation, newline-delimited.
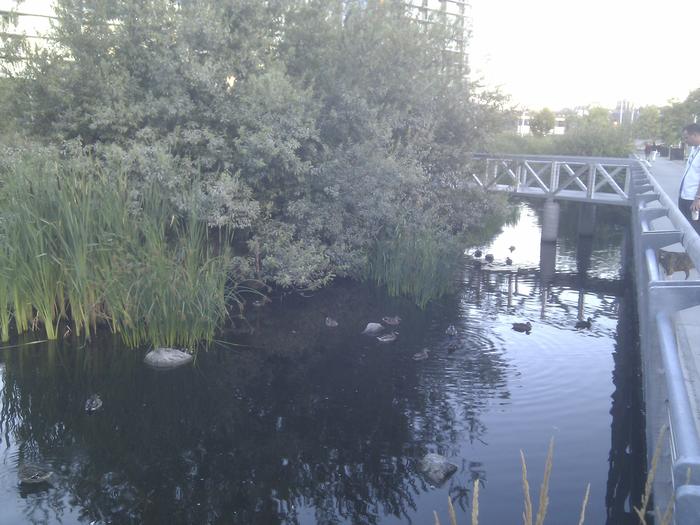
[489, 107, 635, 158]
[0, 1, 511, 345]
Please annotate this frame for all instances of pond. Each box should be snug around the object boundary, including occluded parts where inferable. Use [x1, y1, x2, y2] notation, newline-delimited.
[0, 201, 645, 525]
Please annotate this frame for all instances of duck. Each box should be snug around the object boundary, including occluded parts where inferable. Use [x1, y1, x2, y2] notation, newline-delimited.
[252, 296, 271, 308]
[382, 315, 401, 326]
[447, 343, 458, 354]
[362, 322, 384, 335]
[484, 254, 494, 263]
[473, 249, 483, 258]
[575, 317, 593, 329]
[85, 394, 103, 413]
[445, 324, 457, 336]
[509, 246, 516, 252]
[505, 257, 513, 265]
[18, 464, 53, 486]
[412, 348, 430, 361]
[512, 321, 532, 334]
[376, 331, 398, 343]
[325, 316, 339, 328]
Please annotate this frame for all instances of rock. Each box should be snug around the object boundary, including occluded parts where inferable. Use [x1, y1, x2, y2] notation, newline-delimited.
[419, 453, 458, 486]
[144, 348, 194, 370]
[361, 323, 384, 335]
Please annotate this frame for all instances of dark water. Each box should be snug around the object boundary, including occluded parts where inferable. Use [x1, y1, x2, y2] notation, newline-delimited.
[0, 202, 645, 525]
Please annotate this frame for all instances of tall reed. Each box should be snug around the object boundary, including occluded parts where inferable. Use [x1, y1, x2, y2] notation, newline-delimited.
[368, 224, 462, 308]
[0, 144, 236, 349]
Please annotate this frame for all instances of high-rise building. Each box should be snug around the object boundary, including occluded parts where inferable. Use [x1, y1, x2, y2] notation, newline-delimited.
[399, 1, 469, 74]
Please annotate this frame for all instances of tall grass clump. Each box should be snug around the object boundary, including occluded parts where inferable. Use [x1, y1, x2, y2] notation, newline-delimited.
[0, 144, 234, 349]
[368, 224, 463, 308]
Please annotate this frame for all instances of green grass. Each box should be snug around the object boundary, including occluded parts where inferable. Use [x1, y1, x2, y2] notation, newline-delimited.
[0, 145, 237, 350]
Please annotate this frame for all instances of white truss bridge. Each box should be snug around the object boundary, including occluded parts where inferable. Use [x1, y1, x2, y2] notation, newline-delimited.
[470, 153, 633, 206]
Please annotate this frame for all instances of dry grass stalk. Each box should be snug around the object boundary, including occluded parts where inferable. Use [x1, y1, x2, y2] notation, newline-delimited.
[521, 450, 533, 525]
[634, 424, 668, 525]
[447, 495, 458, 525]
[434, 510, 441, 525]
[534, 437, 554, 525]
[657, 497, 674, 525]
[577, 483, 591, 525]
[471, 480, 480, 525]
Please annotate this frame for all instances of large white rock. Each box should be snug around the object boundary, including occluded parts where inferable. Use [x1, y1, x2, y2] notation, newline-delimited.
[361, 323, 384, 335]
[144, 348, 194, 370]
[419, 453, 458, 486]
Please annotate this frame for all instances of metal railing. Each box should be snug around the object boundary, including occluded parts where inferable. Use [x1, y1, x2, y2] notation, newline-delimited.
[471, 153, 633, 206]
[627, 161, 700, 524]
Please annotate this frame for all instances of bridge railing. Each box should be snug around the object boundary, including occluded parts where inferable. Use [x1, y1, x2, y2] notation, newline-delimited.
[470, 153, 633, 206]
[630, 160, 700, 524]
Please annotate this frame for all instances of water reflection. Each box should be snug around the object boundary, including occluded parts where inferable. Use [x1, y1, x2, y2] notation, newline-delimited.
[0, 289, 510, 524]
[0, 202, 644, 524]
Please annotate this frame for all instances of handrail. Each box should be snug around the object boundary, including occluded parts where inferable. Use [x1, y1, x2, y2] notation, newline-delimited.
[631, 160, 700, 523]
[470, 153, 632, 206]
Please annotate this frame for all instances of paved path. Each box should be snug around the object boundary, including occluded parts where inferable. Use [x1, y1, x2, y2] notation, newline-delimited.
[648, 156, 685, 202]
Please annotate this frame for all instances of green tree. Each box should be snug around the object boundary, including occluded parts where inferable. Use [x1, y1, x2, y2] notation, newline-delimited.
[529, 108, 556, 137]
[633, 105, 661, 140]
[0, 0, 509, 300]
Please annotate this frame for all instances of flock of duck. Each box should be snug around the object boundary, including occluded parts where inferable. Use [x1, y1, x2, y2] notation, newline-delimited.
[322, 243, 594, 360]
[472, 245, 516, 266]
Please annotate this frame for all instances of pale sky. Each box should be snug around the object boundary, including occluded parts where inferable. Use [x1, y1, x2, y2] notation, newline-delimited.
[469, 0, 700, 111]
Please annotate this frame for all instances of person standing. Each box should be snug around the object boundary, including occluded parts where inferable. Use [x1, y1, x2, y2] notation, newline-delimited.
[679, 123, 700, 234]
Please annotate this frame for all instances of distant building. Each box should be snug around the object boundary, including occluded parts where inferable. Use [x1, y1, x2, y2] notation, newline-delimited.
[0, 1, 53, 41]
[0, 0, 56, 71]
[516, 112, 567, 136]
[401, 1, 469, 72]
[611, 99, 638, 126]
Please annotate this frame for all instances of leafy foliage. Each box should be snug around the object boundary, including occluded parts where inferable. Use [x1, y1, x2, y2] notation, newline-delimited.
[0, 0, 509, 305]
[529, 108, 556, 137]
[491, 108, 632, 157]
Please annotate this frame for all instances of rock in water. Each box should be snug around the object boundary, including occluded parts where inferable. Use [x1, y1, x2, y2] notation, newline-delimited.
[419, 453, 458, 486]
[361, 323, 384, 335]
[144, 348, 194, 370]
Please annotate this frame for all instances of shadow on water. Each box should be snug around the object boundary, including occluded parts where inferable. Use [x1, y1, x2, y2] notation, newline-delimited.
[0, 201, 645, 525]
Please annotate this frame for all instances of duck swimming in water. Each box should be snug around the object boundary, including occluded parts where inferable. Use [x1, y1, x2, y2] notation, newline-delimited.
[484, 254, 494, 263]
[85, 394, 103, 413]
[473, 249, 483, 258]
[505, 257, 513, 265]
[575, 317, 593, 329]
[412, 348, 429, 361]
[325, 316, 339, 328]
[18, 464, 53, 486]
[382, 316, 401, 326]
[445, 324, 457, 336]
[509, 246, 516, 252]
[376, 331, 398, 343]
[512, 321, 532, 334]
